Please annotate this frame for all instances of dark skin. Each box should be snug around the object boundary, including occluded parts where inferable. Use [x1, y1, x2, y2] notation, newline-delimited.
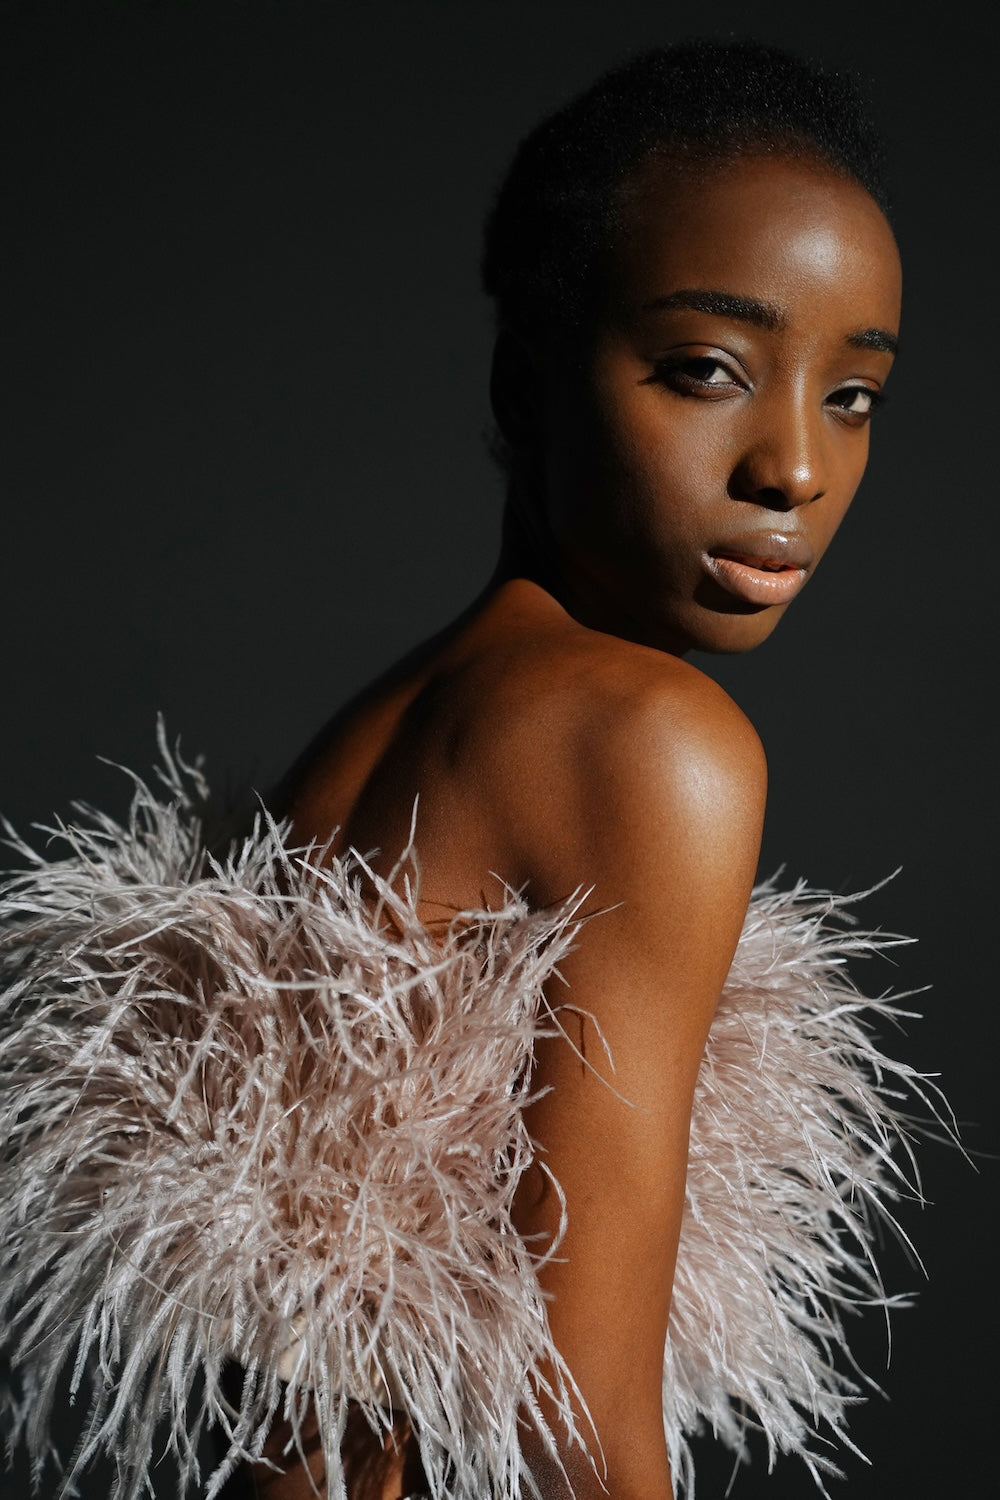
[241, 151, 901, 1500]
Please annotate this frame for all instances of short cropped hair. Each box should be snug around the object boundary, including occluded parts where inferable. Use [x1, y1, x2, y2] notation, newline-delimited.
[481, 38, 890, 335]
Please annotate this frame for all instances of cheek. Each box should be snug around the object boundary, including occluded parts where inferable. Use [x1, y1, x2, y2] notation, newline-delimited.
[580, 393, 699, 519]
[542, 368, 728, 560]
[604, 405, 726, 551]
[556, 433, 670, 554]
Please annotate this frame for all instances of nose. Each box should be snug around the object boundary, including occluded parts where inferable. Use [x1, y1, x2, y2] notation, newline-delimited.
[729, 392, 828, 510]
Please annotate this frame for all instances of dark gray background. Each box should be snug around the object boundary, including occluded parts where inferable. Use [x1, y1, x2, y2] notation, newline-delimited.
[2, 1, 995, 1495]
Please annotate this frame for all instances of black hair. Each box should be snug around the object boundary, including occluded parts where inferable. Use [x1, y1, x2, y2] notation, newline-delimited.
[481, 38, 890, 336]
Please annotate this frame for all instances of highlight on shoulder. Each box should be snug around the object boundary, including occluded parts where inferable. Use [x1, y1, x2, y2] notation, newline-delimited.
[483, 631, 768, 909]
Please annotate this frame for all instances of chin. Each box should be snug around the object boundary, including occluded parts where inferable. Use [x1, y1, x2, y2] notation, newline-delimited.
[577, 580, 789, 657]
[663, 603, 789, 657]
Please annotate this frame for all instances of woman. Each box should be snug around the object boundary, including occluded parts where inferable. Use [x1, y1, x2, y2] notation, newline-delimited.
[1, 38, 920, 1500]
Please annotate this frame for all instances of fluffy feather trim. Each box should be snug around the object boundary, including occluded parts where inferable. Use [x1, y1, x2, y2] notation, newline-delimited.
[0, 734, 936, 1498]
[665, 877, 934, 1496]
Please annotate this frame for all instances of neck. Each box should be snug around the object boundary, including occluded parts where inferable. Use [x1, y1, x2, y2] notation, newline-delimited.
[491, 492, 563, 594]
[490, 492, 695, 659]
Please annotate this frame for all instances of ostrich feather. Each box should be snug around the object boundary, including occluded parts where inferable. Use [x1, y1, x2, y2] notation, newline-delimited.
[0, 732, 937, 1498]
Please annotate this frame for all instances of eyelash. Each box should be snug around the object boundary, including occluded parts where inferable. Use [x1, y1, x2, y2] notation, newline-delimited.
[828, 385, 887, 420]
[650, 355, 742, 394]
[650, 356, 888, 422]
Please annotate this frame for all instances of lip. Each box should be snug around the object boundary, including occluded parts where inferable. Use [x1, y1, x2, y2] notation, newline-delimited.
[704, 532, 813, 608]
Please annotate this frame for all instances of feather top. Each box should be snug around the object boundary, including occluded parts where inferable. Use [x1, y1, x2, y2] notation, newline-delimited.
[0, 733, 937, 1497]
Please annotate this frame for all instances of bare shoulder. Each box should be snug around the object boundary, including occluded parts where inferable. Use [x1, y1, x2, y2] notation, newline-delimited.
[580, 643, 766, 810]
[277, 581, 764, 938]
[489, 630, 767, 907]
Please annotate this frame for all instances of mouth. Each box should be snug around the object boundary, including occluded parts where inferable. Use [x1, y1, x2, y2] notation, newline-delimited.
[704, 537, 812, 608]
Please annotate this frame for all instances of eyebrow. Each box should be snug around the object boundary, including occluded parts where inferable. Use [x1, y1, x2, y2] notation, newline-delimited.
[642, 289, 785, 330]
[847, 327, 899, 355]
[642, 288, 898, 355]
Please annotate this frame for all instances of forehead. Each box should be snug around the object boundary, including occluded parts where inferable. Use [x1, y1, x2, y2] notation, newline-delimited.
[605, 153, 902, 330]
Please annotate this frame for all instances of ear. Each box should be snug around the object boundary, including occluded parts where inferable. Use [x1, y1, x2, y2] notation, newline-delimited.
[489, 328, 543, 456]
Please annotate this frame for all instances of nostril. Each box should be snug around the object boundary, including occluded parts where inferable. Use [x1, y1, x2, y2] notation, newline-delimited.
[737, 478, 823, 510]
[731, 482, 818, 511]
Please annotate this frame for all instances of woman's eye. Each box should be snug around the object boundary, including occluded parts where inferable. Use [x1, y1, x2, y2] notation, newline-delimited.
[684, 356, 734, 385]
[652, 355, 742, 393]
[828, 384, 885, 419]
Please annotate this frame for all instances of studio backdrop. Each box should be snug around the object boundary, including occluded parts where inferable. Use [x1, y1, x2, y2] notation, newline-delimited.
[2, 3, 995, 1497]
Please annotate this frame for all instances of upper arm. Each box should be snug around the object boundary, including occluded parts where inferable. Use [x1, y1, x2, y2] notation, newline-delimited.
[511, 677, 766, 1498]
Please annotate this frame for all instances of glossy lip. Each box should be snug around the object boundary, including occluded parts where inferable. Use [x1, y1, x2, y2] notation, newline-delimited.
[704, 532, 813, 608]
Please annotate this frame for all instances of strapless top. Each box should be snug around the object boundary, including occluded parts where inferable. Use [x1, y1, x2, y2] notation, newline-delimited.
[0, 729, 936, 1499]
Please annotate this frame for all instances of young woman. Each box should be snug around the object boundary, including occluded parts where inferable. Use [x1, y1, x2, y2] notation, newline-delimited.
[1, 39, 920, 1500]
